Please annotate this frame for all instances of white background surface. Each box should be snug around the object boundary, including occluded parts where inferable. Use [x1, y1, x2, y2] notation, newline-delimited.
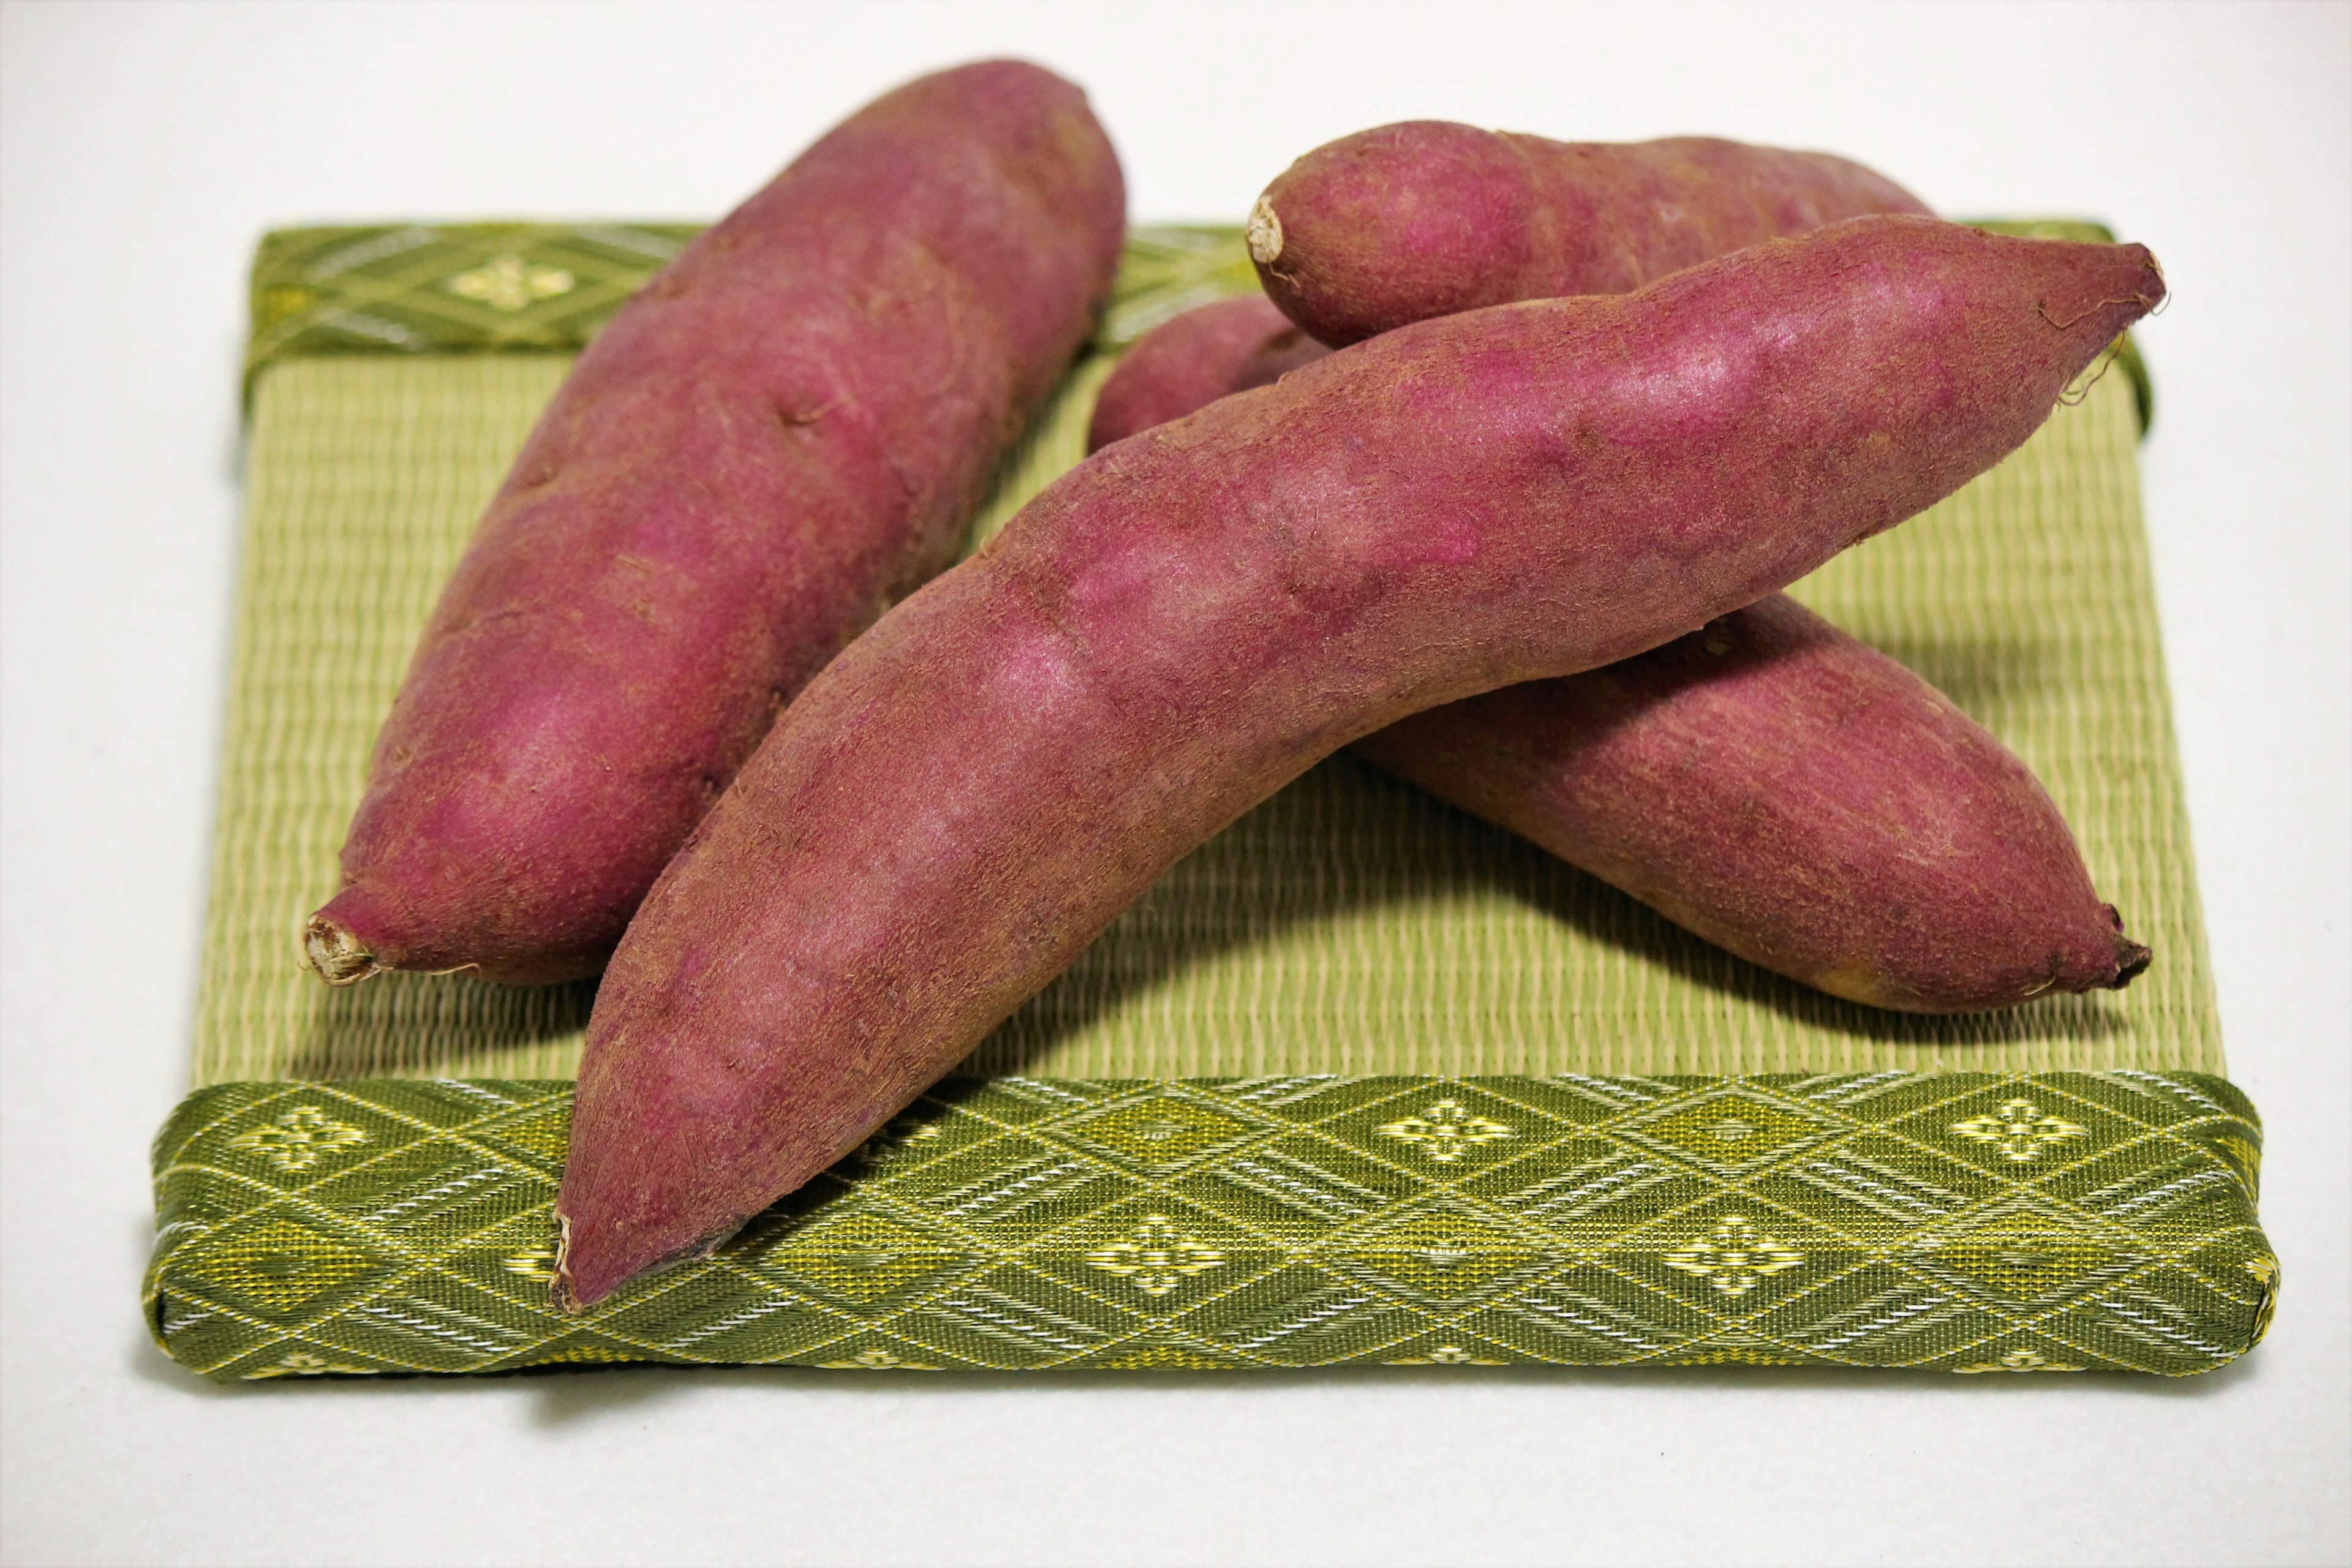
[2, 3, 2346, 1564]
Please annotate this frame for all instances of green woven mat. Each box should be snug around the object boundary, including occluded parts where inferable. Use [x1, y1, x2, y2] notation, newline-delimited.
[148, 220, 2266, 1379]
[201, 224, 2210, 1084]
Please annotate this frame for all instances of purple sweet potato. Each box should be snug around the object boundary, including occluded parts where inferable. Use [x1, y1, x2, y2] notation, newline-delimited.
[1087, 295, 1330, 450]
[303, 61, 1125, 987]
[553, 216, 2163, 1306]
[1090, 302, 2147, 1012]
[1250, 123, 1930, 345]
[1357, 599, 2150, 1011]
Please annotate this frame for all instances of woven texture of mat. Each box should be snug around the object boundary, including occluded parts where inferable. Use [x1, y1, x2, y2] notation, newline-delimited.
[194, 223, 2215, 1085]
[148, 221, 2267, 1380]
[148, 1073, 2272, 1381]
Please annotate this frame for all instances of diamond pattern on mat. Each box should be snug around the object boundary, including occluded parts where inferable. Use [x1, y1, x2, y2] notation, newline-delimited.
[244, 222, 1257, 391]
[147, 1074, 2274, 1379]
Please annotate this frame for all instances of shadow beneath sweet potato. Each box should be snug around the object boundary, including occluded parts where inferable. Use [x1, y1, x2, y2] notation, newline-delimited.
[286, 968, 595, 1080]
[970, 748, 2128, 1077]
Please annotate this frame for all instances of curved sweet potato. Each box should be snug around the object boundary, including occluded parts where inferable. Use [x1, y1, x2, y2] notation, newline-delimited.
[1357, 599, 2150, 1011]
[1089, 300, 2147, 1012]
[554, 216, 2163, 1306]
[1251, 123, 1929, 345]
[305, 61, 1125, 987]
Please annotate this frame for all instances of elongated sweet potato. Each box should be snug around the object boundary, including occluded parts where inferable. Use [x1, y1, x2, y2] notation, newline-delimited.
[1088, 301, 2147, 1012]
[1357, 600, 2150, 1011]
[1250, 123, 1929, 345]
[554, 216, 2164, 1306]
[303, 61, 1125, 987]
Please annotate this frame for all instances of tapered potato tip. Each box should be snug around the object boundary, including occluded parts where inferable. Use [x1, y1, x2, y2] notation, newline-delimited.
[303, 912, 379, 986]
[2103, 908, 2154, 990]
[551, 1213, 606, 1315]
[549, 1215, 585, 1314]
[549, 1205, 724, 1313]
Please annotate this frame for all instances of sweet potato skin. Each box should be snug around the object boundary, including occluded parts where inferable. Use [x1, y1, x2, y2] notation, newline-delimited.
[306, 61, 1125, 987]
[1357, 598, 2149, 1011]
[554, 217, 2163, 1305]
[1092, 301, 2147, 1012]
[1087, 295, 1330, 451]
[1252, 123, 1930, 345]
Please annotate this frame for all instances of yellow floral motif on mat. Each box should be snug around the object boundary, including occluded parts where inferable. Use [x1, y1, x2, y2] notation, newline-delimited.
[444, 254, 575, 312]
[1085, 1215, 1226, 1297]
[1376, 1099, 1515, 1163]
[224, 1106, 368, 1172]
[1951, 1099, 2092, 1161]
[1663, 1217, 1806, 1297]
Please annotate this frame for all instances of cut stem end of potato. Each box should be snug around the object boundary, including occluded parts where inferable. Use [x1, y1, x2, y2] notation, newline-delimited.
[1246, 194, 1283, 265]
